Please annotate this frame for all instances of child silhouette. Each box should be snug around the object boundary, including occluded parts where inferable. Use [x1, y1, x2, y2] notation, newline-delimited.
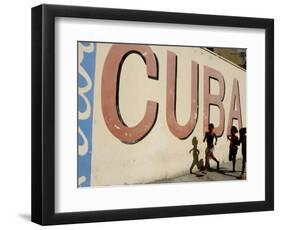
[227, 126, 240, 172]
[189, 137, 203, 173]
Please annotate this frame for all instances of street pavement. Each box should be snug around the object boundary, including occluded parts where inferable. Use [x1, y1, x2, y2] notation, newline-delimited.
[153, 159, 245, 184]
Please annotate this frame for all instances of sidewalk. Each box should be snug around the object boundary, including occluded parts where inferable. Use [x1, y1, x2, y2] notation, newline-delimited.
[154, 159, 245, 184]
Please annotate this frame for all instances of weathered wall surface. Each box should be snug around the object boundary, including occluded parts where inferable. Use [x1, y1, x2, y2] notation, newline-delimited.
[91, 43, 246, 186]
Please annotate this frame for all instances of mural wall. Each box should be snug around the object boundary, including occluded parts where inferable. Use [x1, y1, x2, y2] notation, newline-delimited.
[77, 42, 246, 187]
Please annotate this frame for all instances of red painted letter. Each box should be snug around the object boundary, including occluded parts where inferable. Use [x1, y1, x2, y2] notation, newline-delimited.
[203, 65, 225, 136]
[101, 44, 158, 144]
[166, 51, 199, 139]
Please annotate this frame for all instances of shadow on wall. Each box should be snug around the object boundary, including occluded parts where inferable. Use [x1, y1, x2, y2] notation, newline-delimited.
[189, 136, 204, 173]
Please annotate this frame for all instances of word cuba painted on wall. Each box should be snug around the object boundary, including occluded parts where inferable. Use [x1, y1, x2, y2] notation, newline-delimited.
[101, 44, 243, 144]
[78, 42, 246, 187]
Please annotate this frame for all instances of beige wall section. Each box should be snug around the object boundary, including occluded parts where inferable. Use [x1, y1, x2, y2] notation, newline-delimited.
[91, 44, 246, 186]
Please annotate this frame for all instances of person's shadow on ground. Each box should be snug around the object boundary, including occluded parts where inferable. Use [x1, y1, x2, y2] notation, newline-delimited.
[189, 136, 204, 175]
[207, 167, 242, 178]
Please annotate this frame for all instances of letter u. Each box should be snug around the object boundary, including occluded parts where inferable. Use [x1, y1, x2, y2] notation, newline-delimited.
[166, 51, 199, 139]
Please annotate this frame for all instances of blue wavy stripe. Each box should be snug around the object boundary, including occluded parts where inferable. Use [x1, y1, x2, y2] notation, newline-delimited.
[78, 42, 96, 187]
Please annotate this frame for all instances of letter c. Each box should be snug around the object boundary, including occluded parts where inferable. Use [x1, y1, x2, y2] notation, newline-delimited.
[101, 44, 158, 144]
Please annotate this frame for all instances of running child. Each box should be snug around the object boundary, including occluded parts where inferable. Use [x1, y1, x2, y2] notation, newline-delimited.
[238, 128, 246, 179]
[203, 123, 220, 171]
[227, 126, 240, 172]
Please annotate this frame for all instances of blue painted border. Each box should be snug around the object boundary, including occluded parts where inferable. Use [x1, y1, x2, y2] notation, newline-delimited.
[77, 42, 96, 187]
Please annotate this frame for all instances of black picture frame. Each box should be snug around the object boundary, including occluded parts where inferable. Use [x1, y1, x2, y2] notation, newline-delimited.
[31, 4, 274, 225]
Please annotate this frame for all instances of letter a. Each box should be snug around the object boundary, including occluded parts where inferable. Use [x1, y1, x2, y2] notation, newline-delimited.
[227, 78, 242, 135]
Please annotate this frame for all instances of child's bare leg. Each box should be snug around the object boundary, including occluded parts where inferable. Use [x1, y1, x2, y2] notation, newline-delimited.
[232, 155, 236, 172]
[238, 158, 246, 179]
[210, 153, 220, 169]
[205, 153, 210, 170]
[241, 158, 246, 175]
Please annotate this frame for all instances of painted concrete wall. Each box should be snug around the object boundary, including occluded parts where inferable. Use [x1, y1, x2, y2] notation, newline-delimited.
[91, 43, 246, 186]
